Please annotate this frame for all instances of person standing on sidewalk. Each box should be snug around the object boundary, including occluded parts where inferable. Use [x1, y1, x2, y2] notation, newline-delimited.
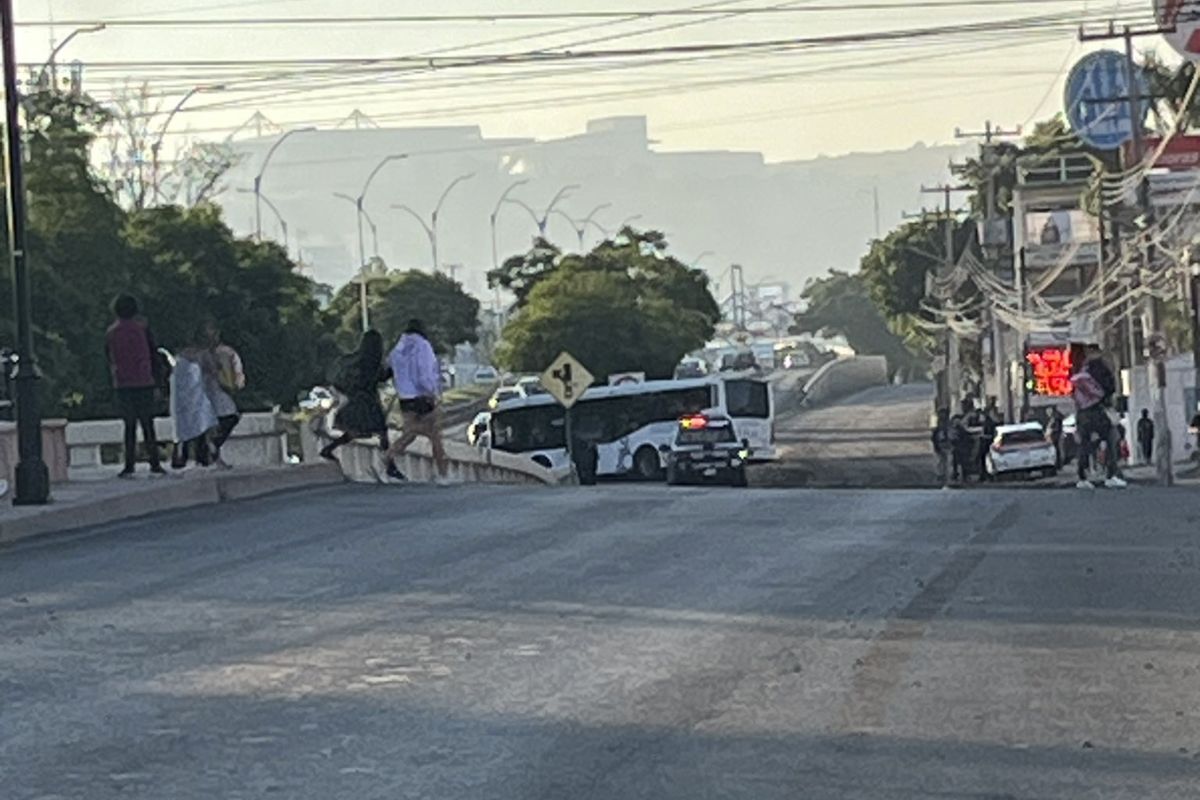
[105, 295, 166, 478]
[1071, 345, 1126, 489]
[931, 408, 952, 488]
[1136, 408, 1154, 465]
[170, 328, 219, 469]
[386, 319, 449, 482]
[203, 321, 243, 469]
[1047, 407, 1065, 468]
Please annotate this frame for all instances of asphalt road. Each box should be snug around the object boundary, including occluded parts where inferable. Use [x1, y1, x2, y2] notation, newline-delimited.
[3, 483, 1200, 798]
[756, 382, 937, 488]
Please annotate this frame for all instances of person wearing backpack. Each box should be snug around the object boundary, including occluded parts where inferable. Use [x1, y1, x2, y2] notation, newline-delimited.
[320, 330, 402, 479]
[1071, 344, 1126, 489]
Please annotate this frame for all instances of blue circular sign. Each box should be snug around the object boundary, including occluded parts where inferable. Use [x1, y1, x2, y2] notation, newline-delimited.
[1064, 50, 1149, 151]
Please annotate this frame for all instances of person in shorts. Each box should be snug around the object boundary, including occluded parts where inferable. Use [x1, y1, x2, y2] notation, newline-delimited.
[386, 319, 449, 481]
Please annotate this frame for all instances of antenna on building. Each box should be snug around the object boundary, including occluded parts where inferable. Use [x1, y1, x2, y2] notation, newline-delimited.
[337, 110, 380, 130]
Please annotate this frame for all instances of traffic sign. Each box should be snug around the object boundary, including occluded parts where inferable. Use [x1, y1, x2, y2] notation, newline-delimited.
[540, 351, 594, 410]
[1064, 50, 1148, 150]
[1156, 0, 1200, 61]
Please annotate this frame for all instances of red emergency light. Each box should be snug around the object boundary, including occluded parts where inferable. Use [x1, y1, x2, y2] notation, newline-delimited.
[680, 414, 709, 430]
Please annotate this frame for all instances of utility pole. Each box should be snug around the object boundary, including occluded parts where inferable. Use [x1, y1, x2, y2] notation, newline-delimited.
[1080, 21, 1174, 485]
[913, 184, 971, 412]
[955, 122, 1021, 422]
[1, 0, 50, 504]
[729, 264, 747, 331]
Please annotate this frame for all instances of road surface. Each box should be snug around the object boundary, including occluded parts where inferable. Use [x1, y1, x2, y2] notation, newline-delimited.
[3, 483, 1199, 798]
[756, 382, 936, 488]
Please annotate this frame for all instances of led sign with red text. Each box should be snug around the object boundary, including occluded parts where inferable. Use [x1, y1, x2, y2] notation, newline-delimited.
[1025, 346, 1073, 397]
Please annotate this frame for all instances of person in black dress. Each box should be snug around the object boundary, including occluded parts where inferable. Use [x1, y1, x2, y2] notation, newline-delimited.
[320, 330, 403, 479]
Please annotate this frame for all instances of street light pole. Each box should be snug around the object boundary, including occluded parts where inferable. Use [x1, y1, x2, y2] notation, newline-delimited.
[392, 204, 436, 270]
[429, 172, 474, 273]
[576, 203, 611, 250]
[2, 0, 49, 504]
[35, 23, 104, 89]
[150, 84, 225, 206]
[491, 179, 530, 272]
[236, 188, 288, 256]
[253, 127, 315, 240]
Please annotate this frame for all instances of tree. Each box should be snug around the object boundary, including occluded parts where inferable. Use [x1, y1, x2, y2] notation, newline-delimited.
[790, 270, 922, 376]
[859, 217, 954, 321]
[328, 270, 481, 355]
[486, 237, 560, 308]
[496, 231, 719, 380]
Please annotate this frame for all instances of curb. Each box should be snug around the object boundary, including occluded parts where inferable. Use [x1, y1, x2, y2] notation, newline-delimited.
[0, 463, 345, 549]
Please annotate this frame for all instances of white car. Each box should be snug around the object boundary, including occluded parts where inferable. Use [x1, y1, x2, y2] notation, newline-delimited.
[488, 385, 525, 409]
[986, 422, 1058, 478]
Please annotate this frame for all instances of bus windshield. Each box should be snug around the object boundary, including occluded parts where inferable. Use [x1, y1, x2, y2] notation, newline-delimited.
[724, 379, 770, 418]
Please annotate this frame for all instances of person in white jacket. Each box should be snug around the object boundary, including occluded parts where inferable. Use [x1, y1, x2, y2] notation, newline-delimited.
[386, 319, 449, 480]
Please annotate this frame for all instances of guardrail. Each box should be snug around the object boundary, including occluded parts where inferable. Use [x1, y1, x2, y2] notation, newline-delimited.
[66, 412, 287, 478]
[336, 437, 556, 485]
[801, 356, 889, 407]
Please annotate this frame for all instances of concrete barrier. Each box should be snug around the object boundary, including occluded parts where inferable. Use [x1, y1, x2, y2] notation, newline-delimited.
[801, 356, 889, 407]
[67, 412, 287, 478]
[338, 437, 555, 485]
[0, 419, 70, 485]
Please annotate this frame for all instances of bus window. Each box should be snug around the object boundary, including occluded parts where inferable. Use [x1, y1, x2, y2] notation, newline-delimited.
[724, 380, 770, 418]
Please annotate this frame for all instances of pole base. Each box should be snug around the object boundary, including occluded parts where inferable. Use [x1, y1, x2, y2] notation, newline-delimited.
[12, 457, 50, 505]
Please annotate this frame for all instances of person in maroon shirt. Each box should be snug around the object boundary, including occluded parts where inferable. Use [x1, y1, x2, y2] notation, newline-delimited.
[105, 295, 165, 477]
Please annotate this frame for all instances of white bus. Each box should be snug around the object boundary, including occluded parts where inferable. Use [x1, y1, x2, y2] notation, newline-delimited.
[488, 375, 775, 479]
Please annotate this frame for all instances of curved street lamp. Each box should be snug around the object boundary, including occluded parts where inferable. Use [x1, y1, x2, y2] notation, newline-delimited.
[490, 178, 529, 271]
[253, 127, 316, 239]
[237, 187, 288, 255]
[35, 23, 105, 89]
[393, 172, 474, 272]
[550, 203, 610, 251]
[151, 84, 226, 205]
[503, 184, 582, 240]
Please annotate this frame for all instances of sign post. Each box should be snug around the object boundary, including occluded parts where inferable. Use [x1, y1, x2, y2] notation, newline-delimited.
[539, 351, 595, 479]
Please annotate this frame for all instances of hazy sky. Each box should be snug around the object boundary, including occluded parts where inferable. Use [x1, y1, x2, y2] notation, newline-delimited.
[13, 1, 1167, 160]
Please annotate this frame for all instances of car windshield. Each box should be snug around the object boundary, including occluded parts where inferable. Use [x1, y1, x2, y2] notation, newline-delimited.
[999, 429, 1046, 445]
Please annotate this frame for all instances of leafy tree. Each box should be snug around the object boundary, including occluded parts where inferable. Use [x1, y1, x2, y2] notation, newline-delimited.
[486, 237, 560, 308]
[496, 231, 719, 380]
[790, 270, 922, 376]
[858, 217, 957, 321]
[328, 269, 481, 355]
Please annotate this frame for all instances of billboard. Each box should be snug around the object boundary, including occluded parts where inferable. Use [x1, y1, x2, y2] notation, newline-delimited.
[1022, 209, 1101, 267]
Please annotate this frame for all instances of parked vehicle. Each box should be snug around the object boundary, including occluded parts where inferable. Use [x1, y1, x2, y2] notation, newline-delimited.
[663, 414, 749, 487]
[986, 422, 1058, 478]
[473, 366, 499, 384]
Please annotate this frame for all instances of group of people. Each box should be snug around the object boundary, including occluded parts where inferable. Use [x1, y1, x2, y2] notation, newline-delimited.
[107, 296, 450, 482]
[931, 396, 1003, 485]
[105, 295, 243, 477]
[930, 344, 1131, 489]
[319, 319, 450, 483]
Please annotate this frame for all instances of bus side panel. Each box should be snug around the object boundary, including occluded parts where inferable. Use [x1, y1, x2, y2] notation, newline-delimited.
[595, 421, 678, 476]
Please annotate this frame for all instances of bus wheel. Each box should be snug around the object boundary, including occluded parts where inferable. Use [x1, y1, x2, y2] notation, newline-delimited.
[634, 446, 664, 481]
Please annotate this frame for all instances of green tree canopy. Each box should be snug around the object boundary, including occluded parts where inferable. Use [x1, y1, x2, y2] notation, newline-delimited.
[329, 270, 481, 356]
[486, 237, 561, 308]
[790, 270, 922, 376]
[496, 231, 719, 380]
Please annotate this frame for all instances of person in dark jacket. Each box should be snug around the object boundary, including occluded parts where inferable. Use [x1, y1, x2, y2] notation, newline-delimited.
[321, 330, 402, 480]
[105, 294, 165, 477]
[1047, 407, 1065, 467]
[931, 408, 952, 487]
[1136, 408, 1154, 464]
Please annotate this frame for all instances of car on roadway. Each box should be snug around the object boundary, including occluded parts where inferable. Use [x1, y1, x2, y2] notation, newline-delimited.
[488, 385, 525, 409]
[662, 414, 750, 487]
[515, 375, 548, 396]
[985, 422, 1058, 479]
[473, 366, 499, 384]
[674, 358, 708, 379]
[467, 411, 491, 447]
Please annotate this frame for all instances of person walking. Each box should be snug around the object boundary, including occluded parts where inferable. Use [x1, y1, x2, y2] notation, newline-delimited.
[1071, 344, 1126, 489]
[202, 321, 243, 469]
[321, 330, 402, 480]
[170, 327, 219, 469]
[386, 319, 449, 482]
[105, 295, 166, 477]
[1136, 408, 1154, 465]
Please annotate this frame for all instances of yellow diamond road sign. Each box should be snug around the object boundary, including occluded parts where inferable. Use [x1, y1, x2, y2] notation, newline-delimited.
[540, 351, 594, 410]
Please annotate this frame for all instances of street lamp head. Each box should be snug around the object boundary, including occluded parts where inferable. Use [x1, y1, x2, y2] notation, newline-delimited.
[206, 83, 228, 92]
[83, 23, 107, 34]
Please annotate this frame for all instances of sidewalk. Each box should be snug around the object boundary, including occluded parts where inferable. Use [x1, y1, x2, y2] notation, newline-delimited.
[0, 462, 344, 548]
